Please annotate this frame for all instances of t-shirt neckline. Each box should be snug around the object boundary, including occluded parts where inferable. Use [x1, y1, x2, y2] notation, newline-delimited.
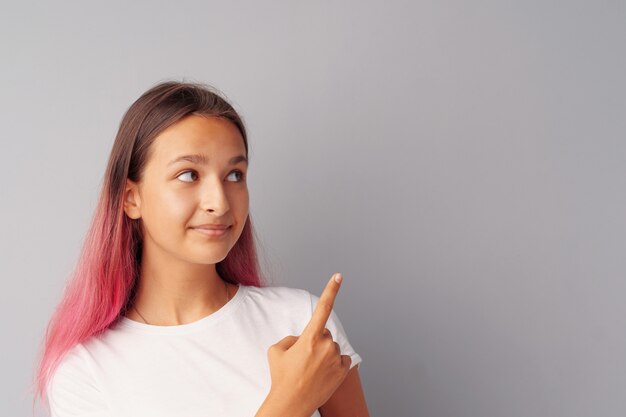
[117, 284, 247, 335]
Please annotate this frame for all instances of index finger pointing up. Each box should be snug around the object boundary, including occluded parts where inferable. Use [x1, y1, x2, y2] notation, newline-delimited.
[303, 273, 343, 338]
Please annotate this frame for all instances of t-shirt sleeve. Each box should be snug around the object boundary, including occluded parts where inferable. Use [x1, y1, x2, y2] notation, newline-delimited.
[309, 292, 363, 371]
[47, 343, 109, 417]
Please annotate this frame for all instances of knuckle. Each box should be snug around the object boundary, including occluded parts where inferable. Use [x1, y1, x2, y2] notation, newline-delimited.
[303, 339, 316, 354]
[303, 332, 318, 346]
[323, 338, 336, 352]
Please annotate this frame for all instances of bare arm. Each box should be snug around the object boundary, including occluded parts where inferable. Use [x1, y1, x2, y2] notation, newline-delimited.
[255, 389, 313, 417]
[319, 366, 370, 417]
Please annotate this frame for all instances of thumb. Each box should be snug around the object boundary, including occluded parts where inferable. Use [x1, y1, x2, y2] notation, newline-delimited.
[272, 335, 300, 351]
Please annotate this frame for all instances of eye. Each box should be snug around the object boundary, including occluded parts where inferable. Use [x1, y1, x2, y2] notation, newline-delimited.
[227, 170, 246, 182]
[177, 170, 198, 183]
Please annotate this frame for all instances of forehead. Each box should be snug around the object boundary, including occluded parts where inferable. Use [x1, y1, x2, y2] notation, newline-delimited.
[148, 115, 245, 166]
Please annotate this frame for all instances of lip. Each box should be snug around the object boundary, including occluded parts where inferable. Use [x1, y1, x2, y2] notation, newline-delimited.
[191, 225, 232, 237]
[192, 224, 231, 230]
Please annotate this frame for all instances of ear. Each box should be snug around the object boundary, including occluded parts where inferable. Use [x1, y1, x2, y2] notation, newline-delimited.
[123, 179, 142, 220]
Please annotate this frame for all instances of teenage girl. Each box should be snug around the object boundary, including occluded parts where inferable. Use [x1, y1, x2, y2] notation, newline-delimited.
[33, 81, 369, 416]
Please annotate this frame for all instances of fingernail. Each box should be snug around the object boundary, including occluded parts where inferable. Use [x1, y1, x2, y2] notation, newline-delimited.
[334, 273, 343, 284]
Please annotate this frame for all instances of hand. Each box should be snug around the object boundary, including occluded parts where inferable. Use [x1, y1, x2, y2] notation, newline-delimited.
[266, 273, 352, 414]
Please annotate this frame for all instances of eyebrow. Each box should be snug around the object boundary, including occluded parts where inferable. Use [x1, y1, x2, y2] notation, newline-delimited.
[167, 154, 248, 167]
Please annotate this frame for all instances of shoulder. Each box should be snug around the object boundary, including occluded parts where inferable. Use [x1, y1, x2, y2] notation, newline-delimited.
[241, 285, 314, 326]
[52, 342, 92, 378]
[47, 342, 109, 415]
[244, 284, 312, 306]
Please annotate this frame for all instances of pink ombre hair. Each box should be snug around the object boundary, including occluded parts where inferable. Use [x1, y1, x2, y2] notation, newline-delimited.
[31, 80, 267, 411]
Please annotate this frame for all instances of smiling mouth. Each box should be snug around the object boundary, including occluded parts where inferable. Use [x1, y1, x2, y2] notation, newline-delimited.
[191, 226, 232, 237]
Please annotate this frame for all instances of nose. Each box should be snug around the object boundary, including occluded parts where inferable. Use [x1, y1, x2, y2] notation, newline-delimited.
[200, 176, 230, 215]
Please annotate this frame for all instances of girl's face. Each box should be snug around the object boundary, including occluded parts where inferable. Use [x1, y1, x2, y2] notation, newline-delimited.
[124, 114, 249, 265]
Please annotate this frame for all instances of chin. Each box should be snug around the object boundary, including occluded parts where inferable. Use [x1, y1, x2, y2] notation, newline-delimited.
[190, 250, 231, 265]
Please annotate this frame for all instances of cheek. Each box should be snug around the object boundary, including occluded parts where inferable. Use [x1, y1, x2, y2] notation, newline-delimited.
[236, 191, 250, 217]
[142, 188, 191, 228]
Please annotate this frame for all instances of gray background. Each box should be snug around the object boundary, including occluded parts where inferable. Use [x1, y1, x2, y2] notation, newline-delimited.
[2, 1, 625, 416]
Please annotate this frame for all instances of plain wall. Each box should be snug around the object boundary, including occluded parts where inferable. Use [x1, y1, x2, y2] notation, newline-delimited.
[1, 1, 625, 416]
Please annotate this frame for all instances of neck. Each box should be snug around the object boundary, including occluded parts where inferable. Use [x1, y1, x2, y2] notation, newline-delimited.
[127, 243, 236, 326]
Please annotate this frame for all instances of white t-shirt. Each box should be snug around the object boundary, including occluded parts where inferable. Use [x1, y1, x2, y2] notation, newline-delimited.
[47, 284, 363, 417]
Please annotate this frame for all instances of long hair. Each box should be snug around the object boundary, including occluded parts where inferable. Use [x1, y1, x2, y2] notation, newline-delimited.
[31, 80, 267, 410]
